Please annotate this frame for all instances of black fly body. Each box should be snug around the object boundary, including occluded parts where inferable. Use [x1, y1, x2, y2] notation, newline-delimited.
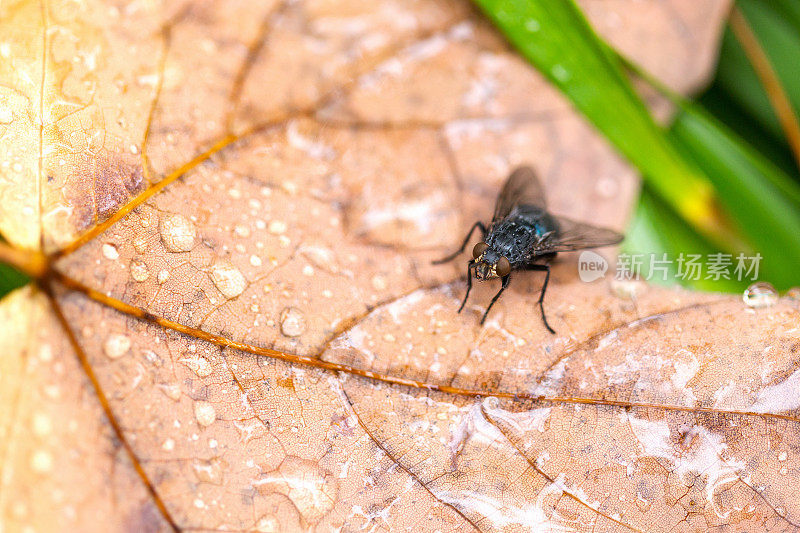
[434, 166, 624, 333]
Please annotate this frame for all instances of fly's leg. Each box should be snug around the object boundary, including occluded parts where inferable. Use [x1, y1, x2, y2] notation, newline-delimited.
[480, 274, 510, 324]
[432, 221, 487, 264]
[524, 263, 555, 334]
[458, 260, 475, 313]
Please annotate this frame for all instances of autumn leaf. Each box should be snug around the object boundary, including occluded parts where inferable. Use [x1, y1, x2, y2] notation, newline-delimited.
[4, 0, 798, 532]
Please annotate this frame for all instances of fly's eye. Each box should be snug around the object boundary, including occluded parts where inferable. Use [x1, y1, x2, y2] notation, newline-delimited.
[472, 242, 489, 259]
[496, 256, 511, 277]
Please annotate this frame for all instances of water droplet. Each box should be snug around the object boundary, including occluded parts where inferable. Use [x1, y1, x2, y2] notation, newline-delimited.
[635, 495, 651, 512]
[102, 243, 119, 260]
[157, 269, 170, 284]
[299, 246, 339, 274]
[551, 64, 570, 82]
[129, 259, 150, 282]
[371, 275, 387, 291]
[132, 236, 148, 254]
[210, 260, 246, 298]
[142, 349, 163, 367]
[250, 255, 263, 267]
[194, 401, 216, 427]
[162, 438, 175, 451]
[159, 383, 182, 401]
[39, 344, 53, 362]
[525, 19, 540, 32]
[610, 279, 645, 300]
[30, 449, 54, 473]
[268, 220, 287, 234]
[179, 353, 213, 377]
[254, 514, 279, 532]
[743, 282, 778, 308]
[160, 213, 197, 252]
[280, 307, 306, 337]
[193, 458, 224, 484]
[103, 334, 131, 359]
[779, 451, 788, 461]
[255, 457, 338, 524]
[31, 413, 52, 437]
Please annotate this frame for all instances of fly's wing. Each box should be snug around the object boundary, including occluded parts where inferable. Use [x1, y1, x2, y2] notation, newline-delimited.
[492, 166, 546, 222]
[537, 216, 624, 253]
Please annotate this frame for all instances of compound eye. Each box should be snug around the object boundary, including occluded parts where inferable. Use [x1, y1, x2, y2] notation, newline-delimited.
[472, 242, 489, 259]
[496, 256, 511, 277]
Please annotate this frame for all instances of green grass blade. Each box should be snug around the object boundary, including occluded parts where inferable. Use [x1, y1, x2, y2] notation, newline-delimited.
[669, 104, 800, 289]
[718, 0, 800, 145]
[697, 83, 800, 180]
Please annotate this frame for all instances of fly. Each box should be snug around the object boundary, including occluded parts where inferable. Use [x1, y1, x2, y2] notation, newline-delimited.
[434, 166, 624, 333]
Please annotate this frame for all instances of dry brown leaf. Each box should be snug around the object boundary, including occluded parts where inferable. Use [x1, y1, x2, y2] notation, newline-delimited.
[6, 1, 798, 532]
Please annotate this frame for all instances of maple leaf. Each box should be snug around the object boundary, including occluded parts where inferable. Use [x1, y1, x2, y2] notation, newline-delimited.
[5, 1, 798, 532]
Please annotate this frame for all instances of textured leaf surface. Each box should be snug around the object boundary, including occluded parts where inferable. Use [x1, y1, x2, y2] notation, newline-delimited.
[5, 1, 796, 532]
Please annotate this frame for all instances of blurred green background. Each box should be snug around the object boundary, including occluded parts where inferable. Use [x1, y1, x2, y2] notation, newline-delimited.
[2, 0, 798, 299]
[475, 0, 800, 293]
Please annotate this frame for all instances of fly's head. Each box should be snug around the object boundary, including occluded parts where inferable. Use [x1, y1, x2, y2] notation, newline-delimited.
[472, 242, 511, 280]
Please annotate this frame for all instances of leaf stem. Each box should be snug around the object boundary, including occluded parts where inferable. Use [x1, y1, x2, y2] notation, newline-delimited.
[0, 241, 46, 280]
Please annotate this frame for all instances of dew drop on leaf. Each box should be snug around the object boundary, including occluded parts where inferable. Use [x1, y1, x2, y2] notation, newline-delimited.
[610, 279, 646, 300]
[103, 333, 131, 359]
[210, 260, 246, 299]
[31, 413, 52, 437]
[194, 401, 217, 427]
[132, 236, 148, 254]
[280, 307, 306, 337]
[268, 220, 287, 234]
[159, 213, 197, 252]
[179, 353, 213, 377]
[635, 495, 652, 512]
[129, 259, 150, 282]
[192, 458, 224, 484]
[158, 383, 182, 401]
[253, 514, 279, 533]
[743, 282, 778, 308]
[30, 450, 54, 473]
[101, 243, 119, 260]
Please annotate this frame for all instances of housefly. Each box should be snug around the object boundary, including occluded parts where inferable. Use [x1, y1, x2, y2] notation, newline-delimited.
[434, 166, 623, 333]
